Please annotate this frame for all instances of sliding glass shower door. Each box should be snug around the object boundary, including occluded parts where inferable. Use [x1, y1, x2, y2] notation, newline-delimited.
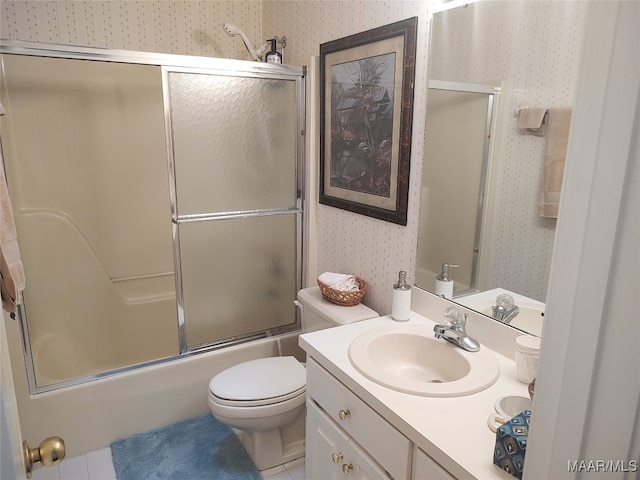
[0, 40, 306, 391]
[164, 68, 304, 351]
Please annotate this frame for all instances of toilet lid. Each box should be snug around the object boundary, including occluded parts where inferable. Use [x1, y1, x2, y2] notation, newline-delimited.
[209, 356, 306, 402]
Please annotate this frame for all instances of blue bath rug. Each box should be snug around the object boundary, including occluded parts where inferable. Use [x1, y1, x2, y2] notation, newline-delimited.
[111, 413, 261, 480]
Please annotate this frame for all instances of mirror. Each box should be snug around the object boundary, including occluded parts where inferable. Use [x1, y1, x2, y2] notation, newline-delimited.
[416, 1, 586, 335]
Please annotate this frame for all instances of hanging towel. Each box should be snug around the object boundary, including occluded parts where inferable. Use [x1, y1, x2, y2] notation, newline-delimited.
[537, 107, 572, 219]
[518, 108, 547, 136]
[0, 102, 26, 313]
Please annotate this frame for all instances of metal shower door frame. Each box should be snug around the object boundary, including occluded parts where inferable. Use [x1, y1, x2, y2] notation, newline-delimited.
[0, 39, 307, 392]
[161, 63, 307, 354]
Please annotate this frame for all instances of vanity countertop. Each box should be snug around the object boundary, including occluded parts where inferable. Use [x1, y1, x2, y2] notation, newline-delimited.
[299, 310, 528, 480]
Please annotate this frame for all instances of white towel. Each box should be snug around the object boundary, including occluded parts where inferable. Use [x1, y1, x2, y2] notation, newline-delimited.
[518, 108, 547, 136]
[0, 104, 26, 313]
[318, 272, 359, 291]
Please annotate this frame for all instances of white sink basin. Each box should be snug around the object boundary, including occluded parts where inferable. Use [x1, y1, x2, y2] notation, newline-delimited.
[480, 306, 544, 337]
[348, 324, 500, 397]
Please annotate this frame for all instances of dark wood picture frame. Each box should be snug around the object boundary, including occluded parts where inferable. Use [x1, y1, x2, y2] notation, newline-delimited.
[319, 17, 417, 226]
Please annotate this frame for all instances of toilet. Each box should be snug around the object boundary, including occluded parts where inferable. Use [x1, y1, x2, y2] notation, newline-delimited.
[208, 286, 378, 470]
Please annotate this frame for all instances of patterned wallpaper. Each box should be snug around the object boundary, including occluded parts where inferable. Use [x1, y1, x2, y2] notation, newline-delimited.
[1, 1, 263, 59]
[262, 2, 430, 315]
[1, 0, 430, 316]
[1, 0, 586, 314]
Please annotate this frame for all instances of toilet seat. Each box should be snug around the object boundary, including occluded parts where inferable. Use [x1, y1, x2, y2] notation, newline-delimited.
[209, 356, 306, 407]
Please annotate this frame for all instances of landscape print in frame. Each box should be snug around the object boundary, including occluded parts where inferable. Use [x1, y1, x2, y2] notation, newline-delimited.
[319, 17, 417, 225]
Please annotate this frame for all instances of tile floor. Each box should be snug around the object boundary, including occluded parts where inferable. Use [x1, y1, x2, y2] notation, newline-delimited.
[30, 448, 116, 480]
[29, 447, 305, 480]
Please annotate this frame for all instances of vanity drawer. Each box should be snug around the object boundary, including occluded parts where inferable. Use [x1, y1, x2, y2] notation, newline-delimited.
[307, 358, 411, 479]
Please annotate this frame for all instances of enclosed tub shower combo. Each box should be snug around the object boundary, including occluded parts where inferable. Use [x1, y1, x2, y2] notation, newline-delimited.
[0, 40, 307, 394]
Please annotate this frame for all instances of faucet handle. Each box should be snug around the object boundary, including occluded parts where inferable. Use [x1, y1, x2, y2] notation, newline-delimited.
[495, 294, 515, 310]
[443, 307, 466, 328]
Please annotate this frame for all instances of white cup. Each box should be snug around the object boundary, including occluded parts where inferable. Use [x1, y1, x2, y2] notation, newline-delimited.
[515, 335, 540, 384]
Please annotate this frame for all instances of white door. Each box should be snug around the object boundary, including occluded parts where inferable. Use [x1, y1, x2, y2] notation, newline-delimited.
[1, 314, 27, 480]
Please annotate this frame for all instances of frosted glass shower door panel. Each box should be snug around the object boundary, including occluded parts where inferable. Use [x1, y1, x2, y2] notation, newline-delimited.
[167, 70, 299, 215]
[0, 54, 178, 388]
[178, 214, 298, 349]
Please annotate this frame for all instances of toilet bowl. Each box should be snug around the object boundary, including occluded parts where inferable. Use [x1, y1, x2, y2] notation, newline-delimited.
[208, 356, 307, 470]
[208, 286, 378, 471]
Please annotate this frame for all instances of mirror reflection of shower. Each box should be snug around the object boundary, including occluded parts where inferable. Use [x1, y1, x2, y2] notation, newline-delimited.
[222, 22, 286, 61]
[416, 81, 499, 297]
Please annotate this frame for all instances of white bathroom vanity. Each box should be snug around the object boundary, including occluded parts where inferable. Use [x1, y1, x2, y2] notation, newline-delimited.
[300, 301, 530, 479]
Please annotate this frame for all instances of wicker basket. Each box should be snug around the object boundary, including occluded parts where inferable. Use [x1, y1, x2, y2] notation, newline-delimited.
[317, 276, 367, 306]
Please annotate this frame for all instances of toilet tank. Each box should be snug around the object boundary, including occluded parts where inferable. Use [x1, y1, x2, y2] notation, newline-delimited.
[296, 287, 378, 333]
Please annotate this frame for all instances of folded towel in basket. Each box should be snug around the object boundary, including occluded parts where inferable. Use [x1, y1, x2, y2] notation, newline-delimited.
[318, 272, 359, 292]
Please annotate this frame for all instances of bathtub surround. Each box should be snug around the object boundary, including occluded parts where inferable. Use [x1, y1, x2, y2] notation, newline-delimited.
[5, 317, 302, 457]
[0, 46, 306, 392]
[111, 413, 261, 480]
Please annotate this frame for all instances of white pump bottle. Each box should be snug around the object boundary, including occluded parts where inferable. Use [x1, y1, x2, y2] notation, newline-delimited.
[434, 263, 458, 300]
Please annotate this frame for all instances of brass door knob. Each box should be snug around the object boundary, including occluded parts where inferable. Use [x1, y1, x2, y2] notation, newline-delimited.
[342, 463, 354, 474]
[332, 452, 344, 463]
[338, 409, 351, 420]
[23, 436, 66, 478]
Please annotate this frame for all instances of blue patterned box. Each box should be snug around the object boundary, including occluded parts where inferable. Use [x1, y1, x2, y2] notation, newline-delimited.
[493, 409, 531, 479]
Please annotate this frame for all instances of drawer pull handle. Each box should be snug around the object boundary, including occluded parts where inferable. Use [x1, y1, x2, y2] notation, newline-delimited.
[339, 409, 351, 420]
[331, 452, 343, 463]
[342, 463, 353, 474]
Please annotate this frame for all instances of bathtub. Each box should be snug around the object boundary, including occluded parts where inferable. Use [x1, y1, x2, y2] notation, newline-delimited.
[31, 333, 91, 387]
[5, 315, 302, 457]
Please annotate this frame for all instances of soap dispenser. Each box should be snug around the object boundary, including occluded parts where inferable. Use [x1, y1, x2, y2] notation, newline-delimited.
[392, 271, 411, 322]
[265, 39, 282, 64]
[434, 263, 458, 300]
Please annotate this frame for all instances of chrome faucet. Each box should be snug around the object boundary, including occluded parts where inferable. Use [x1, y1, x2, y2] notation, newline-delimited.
[433, 307, 480, 352]
[491, 294, 520, 324]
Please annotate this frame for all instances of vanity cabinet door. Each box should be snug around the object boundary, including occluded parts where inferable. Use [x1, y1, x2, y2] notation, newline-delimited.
[347, 440, 393, 479]
[412, 447, 455, 480]
[306, 400, 390, 480]
[306, 399, 349, 480]
[307, 358, 411, 479]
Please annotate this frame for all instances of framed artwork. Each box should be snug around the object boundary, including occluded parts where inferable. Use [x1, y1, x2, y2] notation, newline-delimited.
[319, 17, 417, 226]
